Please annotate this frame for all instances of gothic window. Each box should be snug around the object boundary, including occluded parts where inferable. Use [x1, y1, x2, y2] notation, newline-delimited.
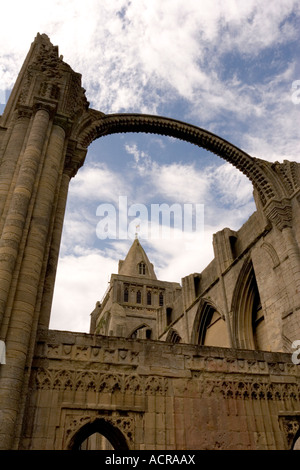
[138, 262, 146, 275]
[136, 290, 142, 304]
[159, 292, 164, 306]
[231, 259, 267, 350]
[191, 300, 230, 347]
[124, 288, 129, 302]
[147, 291, 151, 305]
[129, 325, 152, 340]
[252, 281, 265, 350]
[166, 328, 181, 343]
[201, 310, 228, 347]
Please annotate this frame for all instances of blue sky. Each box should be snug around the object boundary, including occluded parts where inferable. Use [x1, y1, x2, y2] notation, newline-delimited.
[1, 0, 299, 332]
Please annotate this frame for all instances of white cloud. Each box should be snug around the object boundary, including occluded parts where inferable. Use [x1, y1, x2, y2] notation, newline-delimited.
[50, 250, 118, 332]
[1, 0, 299, 333]
[68, 162, 128, 203]
[1, 0, 299, 116]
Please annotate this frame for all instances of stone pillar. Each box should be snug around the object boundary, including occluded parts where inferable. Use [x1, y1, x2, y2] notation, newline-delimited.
[0, 110, 66, 450]
[0, 34, 90, 450]
[0, 107, 51, 331]
[0, 109, 31, 223]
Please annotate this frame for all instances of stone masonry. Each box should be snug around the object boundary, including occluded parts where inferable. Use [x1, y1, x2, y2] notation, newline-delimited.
[0, 34, 300, 450]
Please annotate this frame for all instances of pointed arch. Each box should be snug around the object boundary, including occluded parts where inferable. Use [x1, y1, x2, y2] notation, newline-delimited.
[67, 417, 129, 450]
[138, 261, 146, 275]
[191, 298, 229, 347]
[166, 328, 181, 344]
[231, 257, 266, 350]
[136, 290, 142, 304]
[128, 323, 152, 340]
[261, 242, 280, 268]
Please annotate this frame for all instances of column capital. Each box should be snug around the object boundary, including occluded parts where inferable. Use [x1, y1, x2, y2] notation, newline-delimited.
[53, 114, 73, 135]
[33, 98, 57, 118]
[16, 105, 33, 120]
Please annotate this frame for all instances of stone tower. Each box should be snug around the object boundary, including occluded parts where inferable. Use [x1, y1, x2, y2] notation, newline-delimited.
[90, 237, 182, 340]
[0, 34, 300, 450]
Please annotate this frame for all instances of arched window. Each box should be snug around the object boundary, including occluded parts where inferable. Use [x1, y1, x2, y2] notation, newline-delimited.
[124, 287, 128, 302]
[159, 292, 164, 306]
[191, 298, 230, 348]
[136, 290, 142, 304]
[166, 328, 181, 343]
[231, 259, 267, 350]
[138, 262, 146, 275]
[201, 310, 228, 347]
[191, 299, 230, 347]
[129, 324, 152, 340]
[147, 291, 151, 305]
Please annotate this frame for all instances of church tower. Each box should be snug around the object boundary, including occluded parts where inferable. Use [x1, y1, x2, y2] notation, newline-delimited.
[90, 238, 182, 340]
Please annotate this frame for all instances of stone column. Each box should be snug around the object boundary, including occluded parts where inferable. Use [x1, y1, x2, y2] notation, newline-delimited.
[0, 106, 51, 331]
[0, 108, 31, 224]
[12, 122, 69, 449]
[0, 108, 61, 450]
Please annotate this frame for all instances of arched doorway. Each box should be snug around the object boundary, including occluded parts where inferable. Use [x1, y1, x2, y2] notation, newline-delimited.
[68, 418, 129, 450]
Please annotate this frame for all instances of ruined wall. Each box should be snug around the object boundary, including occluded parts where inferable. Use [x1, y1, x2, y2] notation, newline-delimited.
[20, 329, 300, 450]
[166, 190, 300, 353]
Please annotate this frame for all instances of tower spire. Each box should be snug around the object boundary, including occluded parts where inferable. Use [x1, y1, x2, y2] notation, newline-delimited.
[118, 238, 157, 279]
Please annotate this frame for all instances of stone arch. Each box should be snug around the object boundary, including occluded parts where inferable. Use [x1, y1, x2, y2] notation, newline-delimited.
[128, 323, 152, 339]
[191, 298, 229, 347]
[67, 417, 130, 450]
[261, 242, 280, 268]
[166, 328, 181, 344]
[231, 257, 266, 350]
[72, 111, 290, 208]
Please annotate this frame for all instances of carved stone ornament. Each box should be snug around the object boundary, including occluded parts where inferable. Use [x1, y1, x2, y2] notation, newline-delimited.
[18, 33, 89, 120]
[33, 368, 168, 396]
[206, 379, 300, 401]
[278, 415, 300, 449]
[64, 412, 134, 448]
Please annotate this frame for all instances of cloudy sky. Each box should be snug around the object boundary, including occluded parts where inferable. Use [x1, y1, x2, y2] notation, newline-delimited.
[1, 0, 299, 332]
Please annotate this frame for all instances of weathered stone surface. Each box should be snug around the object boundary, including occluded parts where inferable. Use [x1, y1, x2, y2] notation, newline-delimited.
[0, 33, 300, 451]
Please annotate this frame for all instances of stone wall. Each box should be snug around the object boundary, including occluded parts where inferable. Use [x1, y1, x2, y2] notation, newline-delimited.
[19, 329, 300, 450]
